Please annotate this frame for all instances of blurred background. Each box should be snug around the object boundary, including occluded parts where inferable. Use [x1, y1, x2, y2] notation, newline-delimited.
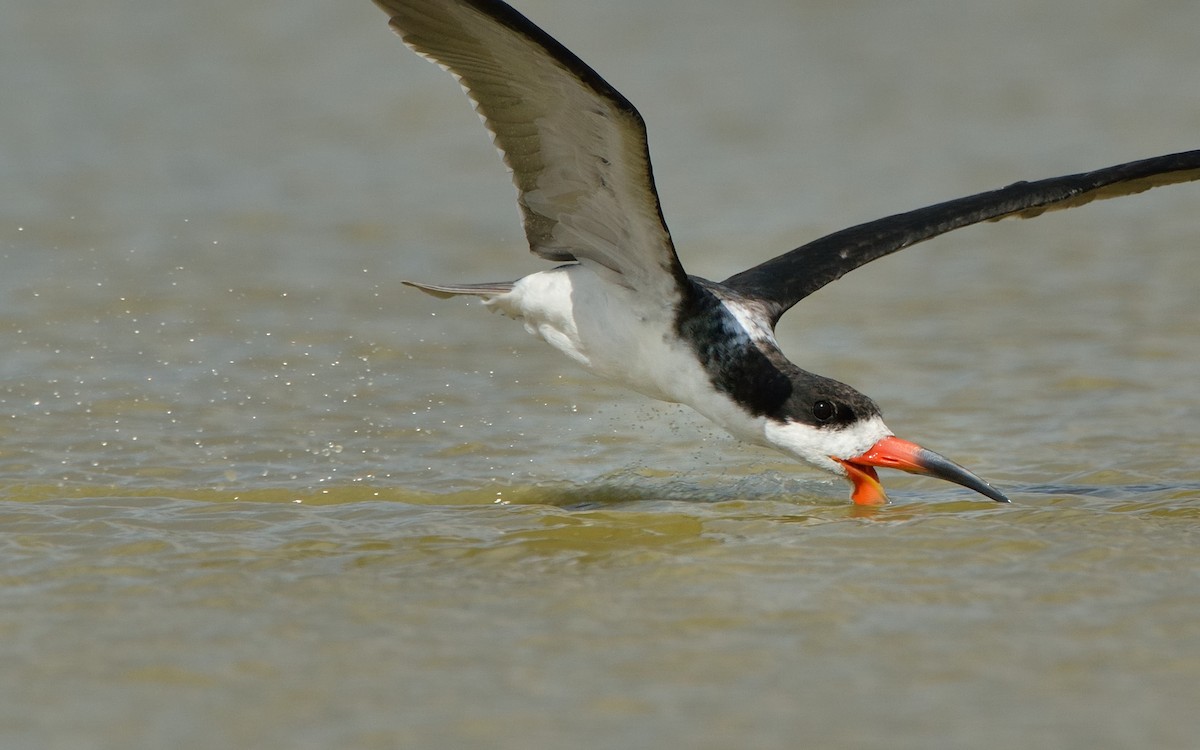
[1, 1, 1198, 748]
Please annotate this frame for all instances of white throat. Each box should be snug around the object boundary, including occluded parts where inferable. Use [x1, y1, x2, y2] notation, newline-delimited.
[762, 415, 893, 474]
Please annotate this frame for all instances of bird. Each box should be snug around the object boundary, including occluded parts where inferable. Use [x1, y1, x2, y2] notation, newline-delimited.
[370, 0, 1200, 505]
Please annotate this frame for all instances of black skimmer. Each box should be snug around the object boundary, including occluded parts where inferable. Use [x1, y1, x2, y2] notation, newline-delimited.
[371, 0, 1200, 505]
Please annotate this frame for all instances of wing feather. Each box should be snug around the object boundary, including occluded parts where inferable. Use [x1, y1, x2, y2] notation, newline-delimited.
[723, 150, 1200, 325]
[374, 0, 687, 296]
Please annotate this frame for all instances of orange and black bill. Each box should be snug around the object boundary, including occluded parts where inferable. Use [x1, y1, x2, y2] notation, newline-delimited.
[835, 436, 1008, 506]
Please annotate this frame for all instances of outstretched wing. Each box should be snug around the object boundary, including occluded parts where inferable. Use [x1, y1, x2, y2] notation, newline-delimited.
[723, 149, 1200, 326]
[375, 0, 687, 297]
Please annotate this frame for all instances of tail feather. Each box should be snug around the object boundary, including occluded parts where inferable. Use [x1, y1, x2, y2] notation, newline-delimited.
[402, 280, 515, 299]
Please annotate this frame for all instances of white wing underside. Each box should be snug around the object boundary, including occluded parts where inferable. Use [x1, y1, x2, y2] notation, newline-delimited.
[376, 0, 686, 301]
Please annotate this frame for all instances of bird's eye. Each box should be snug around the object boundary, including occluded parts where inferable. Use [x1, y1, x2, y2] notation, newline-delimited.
[812, 400, 837, 423]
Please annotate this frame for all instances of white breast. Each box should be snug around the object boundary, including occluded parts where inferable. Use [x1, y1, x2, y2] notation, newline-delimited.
[486, 266, 769, 443]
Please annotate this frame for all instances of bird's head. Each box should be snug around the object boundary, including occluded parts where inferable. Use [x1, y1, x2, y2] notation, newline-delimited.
[763, 374, 1008, 505]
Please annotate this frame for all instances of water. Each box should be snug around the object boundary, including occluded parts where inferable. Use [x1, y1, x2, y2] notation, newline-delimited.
[2, 0, 1199, 748]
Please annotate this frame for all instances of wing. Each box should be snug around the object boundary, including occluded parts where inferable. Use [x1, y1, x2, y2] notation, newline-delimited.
[723, 149, 1200, 326]
[375, 0, 687, 296]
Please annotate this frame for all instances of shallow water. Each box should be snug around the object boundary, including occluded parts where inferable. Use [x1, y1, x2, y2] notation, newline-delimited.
[2, 0, 1199, 748]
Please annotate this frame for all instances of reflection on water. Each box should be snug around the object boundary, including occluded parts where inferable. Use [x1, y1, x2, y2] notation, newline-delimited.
[2, 0, 1199, 747]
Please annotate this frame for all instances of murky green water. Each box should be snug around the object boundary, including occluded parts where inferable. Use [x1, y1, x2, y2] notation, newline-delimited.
[2, 1, 1199, 748]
